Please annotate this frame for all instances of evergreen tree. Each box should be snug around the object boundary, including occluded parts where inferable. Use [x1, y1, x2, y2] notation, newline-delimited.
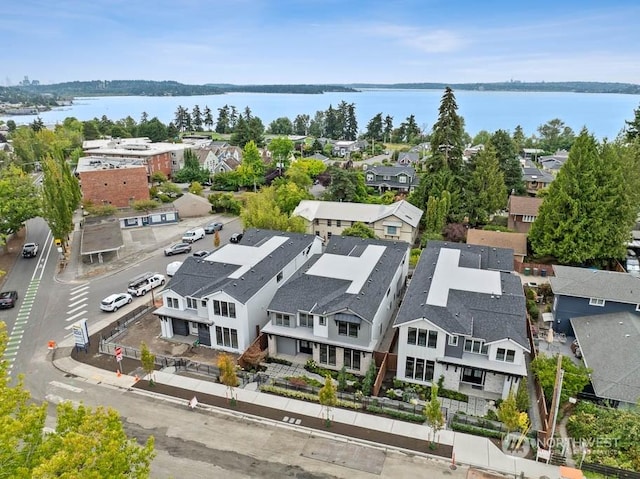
[366, 113, 384, 141]
[489, 129, 525, 195]
[191, 104, 203, 131]
[345, 103, 358, 140]
[324, 105, 339, 139]
[625, 103, 640, 142]
[323, 167, 368, 203]
[464, 145, 507, 226]
[383, 115, 394, 143]
[529, 129, 640, 265]
[537, 118, 575, 153]
[216, 105, 231, 134]
[429, 87, 465, 173]
[203, 106, 213, 131]
[512, 125, 526, 153]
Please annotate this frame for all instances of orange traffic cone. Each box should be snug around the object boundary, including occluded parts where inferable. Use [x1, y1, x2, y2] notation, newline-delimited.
[116, 370, 122, 378]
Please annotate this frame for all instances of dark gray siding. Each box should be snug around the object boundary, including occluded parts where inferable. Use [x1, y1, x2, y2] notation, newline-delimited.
[554, 295, 639, 334]
[444, 339, 464, 358]
[172, 318, 188, 336]
[277, 336, 297, 356]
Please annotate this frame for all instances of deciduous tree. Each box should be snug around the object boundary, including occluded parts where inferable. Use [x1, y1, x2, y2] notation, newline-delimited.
[140, 341, 156, 385]
[217, 353, 239, 405]
[0, 164, 41, 250]
[0, 322, 155, 478]
[424, 386, 445, 448]
[318, 375, 337, 427]
[341, 221, 376, 239]
[240, 187, 306, 232]
[531, 354, 591, 406]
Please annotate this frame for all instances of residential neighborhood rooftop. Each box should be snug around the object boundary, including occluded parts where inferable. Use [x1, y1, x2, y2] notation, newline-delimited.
[508, 195, 543, 216]
[466, 229, 527, 257]
[267, 236, 409, 321]
[394, 241, 528, 349]
[571, 312, 640, 404]
[551, 265, 640, 304]
[292, 199, 423, 227]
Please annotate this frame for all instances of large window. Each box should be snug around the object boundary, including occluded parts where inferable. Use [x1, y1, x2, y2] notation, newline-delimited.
[186, 297, 198, 310]
[213, 300, 236, 318]
[404, 356, 435, 382]
[299, 313, 313, 328]
[274, 313, 291, 327]
[167, 297, 179, 308]
[496, 348, 516, 363]
[215, 326, 238, 349]
[589, 298, 605, 307]
[337, 321, 358, 338]
[387, 226, 397, 235]
[464, 339, 488, 355]
[522, 215, 536, 223]
[319, 344, 336, 366]
[344, 348, 361, 370]
[407, 327, 438, 348]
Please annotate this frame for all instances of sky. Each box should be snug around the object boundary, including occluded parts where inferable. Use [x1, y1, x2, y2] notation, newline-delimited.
[3, 0, 640, 85]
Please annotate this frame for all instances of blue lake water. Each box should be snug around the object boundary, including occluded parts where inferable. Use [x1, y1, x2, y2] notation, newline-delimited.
[4, 89, 640, 140]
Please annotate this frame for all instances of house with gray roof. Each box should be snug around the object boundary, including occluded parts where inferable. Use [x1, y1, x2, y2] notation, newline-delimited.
[393, 241, 529, 400]
[522, 166, 554, 196]
[364, 165, 418, 193]
[292, 199, 424, 244]
[550, 265, 640, 335]
[154, 229, 323, 353]
[397, 152, 420, 166]
[570, 312, 640, 408]
[262, 236, 410, 373]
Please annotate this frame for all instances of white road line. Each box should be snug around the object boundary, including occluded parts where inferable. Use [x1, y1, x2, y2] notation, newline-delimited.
[68, 298, 88, 308]
[65, 310, 88, 322]
[5, 345, 20, 352]
[4, 350, 18, 357]
[71, 284, 90, 293]
[69, 291, 89, 300]
[67, 304, 86, 315]
[49, 381, 84, 394]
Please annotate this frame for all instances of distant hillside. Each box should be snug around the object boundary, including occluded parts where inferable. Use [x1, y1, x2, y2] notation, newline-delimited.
[346, 81, 640, 95]
[10, 80, 358, 98]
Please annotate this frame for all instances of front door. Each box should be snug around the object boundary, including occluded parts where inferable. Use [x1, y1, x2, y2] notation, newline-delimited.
[299, 340, 312, 354]
[189, 322, 199, 335]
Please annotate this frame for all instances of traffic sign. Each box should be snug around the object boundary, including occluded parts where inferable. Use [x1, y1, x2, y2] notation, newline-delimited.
[115, 346, 123, 362]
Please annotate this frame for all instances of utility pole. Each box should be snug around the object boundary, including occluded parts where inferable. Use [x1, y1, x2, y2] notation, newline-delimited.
[546, 354, 564, 462]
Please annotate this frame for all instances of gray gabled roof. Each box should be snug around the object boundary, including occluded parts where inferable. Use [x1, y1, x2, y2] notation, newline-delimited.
[522, 167, 554, 183]
[571, 312, 640, 404]
[394, 241, 528, 349]
[365, 165, 416, 177]
[551, 265, 640, 304]
[268, 236, 410, 320]
[165, 229, 318, 303]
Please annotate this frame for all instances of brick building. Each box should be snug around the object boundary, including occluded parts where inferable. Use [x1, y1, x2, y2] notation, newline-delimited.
[77, 157, 150, 207]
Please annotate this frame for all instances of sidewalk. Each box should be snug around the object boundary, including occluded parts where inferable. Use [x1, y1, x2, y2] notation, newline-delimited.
[51, 345, 562, 479]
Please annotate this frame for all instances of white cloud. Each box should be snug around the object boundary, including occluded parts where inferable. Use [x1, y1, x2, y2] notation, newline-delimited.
[366, 23, 466, 53]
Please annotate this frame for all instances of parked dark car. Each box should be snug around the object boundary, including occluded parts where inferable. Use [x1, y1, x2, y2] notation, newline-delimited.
[164, 242, 192, 256]
[204, 222, 223, 234]
[22, 242, 39, 258]
[230, 233, 243, 244]
[0, 290, 18, 309]
[192, 250, 211, 258]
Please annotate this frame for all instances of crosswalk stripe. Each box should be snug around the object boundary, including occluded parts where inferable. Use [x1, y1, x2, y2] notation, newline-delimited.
[65, 310, 88, 322]
[68, 298, 88, 308]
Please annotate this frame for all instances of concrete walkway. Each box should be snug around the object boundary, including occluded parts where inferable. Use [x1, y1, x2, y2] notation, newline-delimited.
[52, 346, 563, 479]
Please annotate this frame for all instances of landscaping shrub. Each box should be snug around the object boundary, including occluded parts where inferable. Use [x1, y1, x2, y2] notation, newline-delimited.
[365, 405, 426, 423]
[260, 385, 361, 410]
[265, 356, 293, 366]
[451, 422, 503, 439]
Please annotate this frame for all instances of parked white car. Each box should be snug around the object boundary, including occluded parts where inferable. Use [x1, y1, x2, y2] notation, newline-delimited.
[166, 261, 183, 277]
[100, 293, 133, 312]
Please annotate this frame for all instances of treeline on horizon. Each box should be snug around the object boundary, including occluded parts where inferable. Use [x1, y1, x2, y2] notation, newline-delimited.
[2, 80, 357, 99]
[3, 79, 640, 101]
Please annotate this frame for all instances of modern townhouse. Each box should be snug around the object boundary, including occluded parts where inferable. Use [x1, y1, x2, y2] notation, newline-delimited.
[363, 165, 418, 194]
[154, 229, 323, 353]
[394, 241, 530, 400]
[262, 236, 410, 373]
